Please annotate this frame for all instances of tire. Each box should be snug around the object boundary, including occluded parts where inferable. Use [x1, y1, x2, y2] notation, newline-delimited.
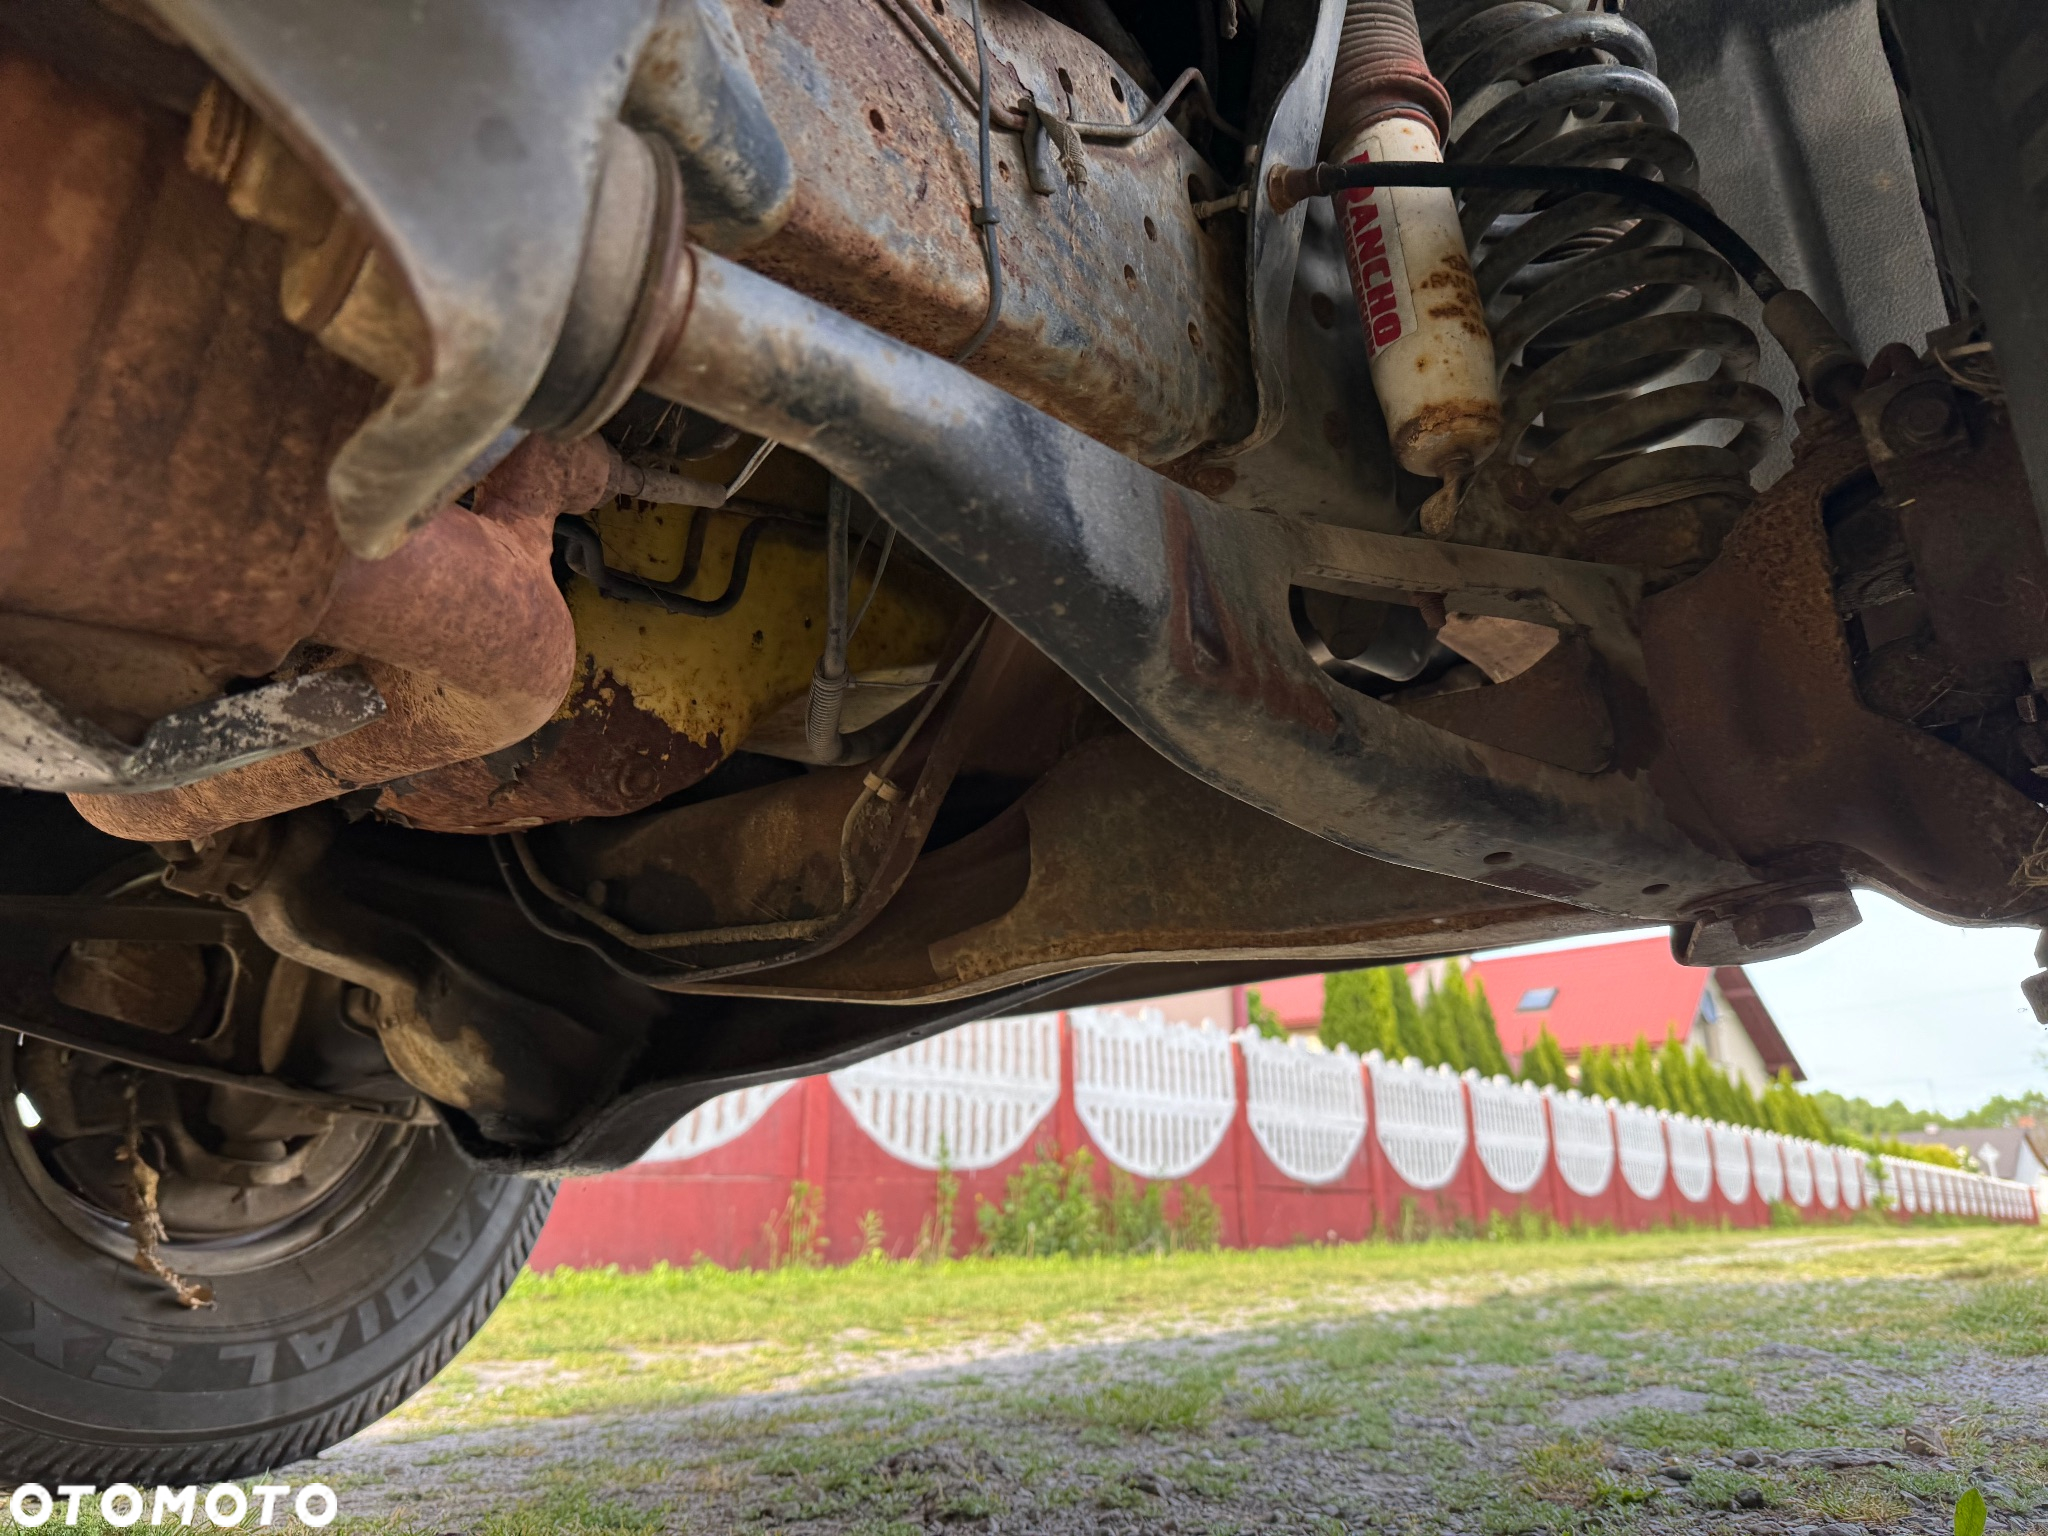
[0, 1063, 554, 1485]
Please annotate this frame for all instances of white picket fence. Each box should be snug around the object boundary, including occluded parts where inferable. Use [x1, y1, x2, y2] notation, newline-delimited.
[1551, 1090, 1618, 1198]
[1371, 1055, 1470, 1191]
[1069, 1007, 1237, 1180]
[1240, 1031, 1367, 1185]
[1615, 1101, 1668, 1200]
[638, 1014, 2039, 1226]
[1467, 1074, 1549, 1194]
[831, 1013, 1062, 1171]
[641, 1080, 795, 1163]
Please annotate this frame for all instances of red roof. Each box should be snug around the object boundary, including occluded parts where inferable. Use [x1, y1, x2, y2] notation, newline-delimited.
[1466, 937, 1708, 1056]
[1234, 942, 1799, 1078]
[1253, 974, 1326, 1030]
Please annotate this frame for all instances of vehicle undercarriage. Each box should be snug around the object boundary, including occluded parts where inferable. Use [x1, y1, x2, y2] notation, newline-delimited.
[0, 0, 2042, 1482]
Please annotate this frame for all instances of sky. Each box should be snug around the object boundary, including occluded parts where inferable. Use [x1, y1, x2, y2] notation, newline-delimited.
[1476, 892, 2048, 1118]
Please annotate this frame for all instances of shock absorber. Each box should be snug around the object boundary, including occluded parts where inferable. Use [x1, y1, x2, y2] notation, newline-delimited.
[1423, 2, 1784, 583]
[1321, 0, 1502, 492]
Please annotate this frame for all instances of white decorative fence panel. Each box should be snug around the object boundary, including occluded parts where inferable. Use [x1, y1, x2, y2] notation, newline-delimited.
[1242, 1034, 1367, 1184]
[1783, 1140, 1813, 1207]
[1371, 1056, 1469, 1190]
[1834, 1148, 1859, 1208]
[1549, 1091, 1615, 1198]
[1468, 1074, 1548, 1194]
[1750, 1132, 1785, 1206]
[1615, 1103, 1668, 1200]
[1668, 1115, 1713, 1203]
[830, 1013, 1062, 1171]
[1070, 1008, 1236, 1179]
[1839, 1148, 1865, 1208]
[1883, 1157, 1915, 1213]
[618, 1012, 2040, 1276]
[2001, 1180, 2037, 1221]
[1712, 1122, 1752, 1204]
[641, 1081, 797, 1163]
[1812, 1141, 1839, 1208]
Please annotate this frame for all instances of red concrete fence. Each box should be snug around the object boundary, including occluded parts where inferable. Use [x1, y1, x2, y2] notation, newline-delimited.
[528, 1009, 2039, 1271]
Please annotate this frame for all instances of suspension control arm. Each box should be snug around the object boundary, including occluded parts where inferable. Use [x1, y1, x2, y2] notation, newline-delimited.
[635, 247, 1756, 924]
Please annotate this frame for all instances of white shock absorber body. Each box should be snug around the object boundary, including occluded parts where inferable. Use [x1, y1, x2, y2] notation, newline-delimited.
[1332, 114, 1501, 481]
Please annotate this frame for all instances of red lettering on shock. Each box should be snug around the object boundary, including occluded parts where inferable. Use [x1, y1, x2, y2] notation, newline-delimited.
[1338, 152, 1404, 355]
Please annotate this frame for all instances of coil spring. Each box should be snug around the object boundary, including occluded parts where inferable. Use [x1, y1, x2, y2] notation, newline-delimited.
[1423, 2, 1784, 578]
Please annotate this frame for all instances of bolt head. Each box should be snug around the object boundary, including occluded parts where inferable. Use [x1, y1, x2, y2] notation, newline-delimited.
[1880, 383, 1961, 452]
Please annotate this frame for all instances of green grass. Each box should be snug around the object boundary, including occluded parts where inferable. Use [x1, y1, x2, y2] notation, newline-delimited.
[384, 1220, 2048, 1433]
[1951, 1274, 2048, 1353]
[1043, 1372, 1225, 1434]
[16, 1222, 2048, 1534]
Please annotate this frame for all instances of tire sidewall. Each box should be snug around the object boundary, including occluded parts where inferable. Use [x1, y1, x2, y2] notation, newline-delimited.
[0, 1110, 549, 1482]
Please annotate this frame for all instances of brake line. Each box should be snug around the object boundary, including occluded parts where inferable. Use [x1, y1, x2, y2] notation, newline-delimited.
[955, 0, 1002, 362]
[499, 617, 992, 961]
[885, 0, 1240, 144]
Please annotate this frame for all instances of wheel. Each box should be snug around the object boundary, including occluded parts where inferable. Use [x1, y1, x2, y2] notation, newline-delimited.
[0, 1038, 553, 1484]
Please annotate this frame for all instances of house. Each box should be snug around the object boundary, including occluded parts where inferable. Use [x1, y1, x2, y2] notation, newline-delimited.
[1466, 937, 1801, 1092]
[1890, 1127, 2048, 1192]
[1125, 936, 1803, 1092]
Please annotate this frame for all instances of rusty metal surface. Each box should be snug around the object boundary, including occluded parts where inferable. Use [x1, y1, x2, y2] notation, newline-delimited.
[725, 0, 1255, 463]
[1869, 385, 2048, 669]
[0, 49, 373, 675]
[650, 247, 1762, 922]
[167, 814, 658, 1146]
[389, 488, 960, 832]
[1640, 422, 2048, 925]
[0, 662, 386, 794]
[378, 676, 729, 833]
[502, 620, 1056, 988]
[690, 733, 1617, 1002]
[148, 0, 662, 557]
[0, 892, 411, 1120]
[71, 438, 585, 841]
[1400, 634, 1613, 774]
[0, 614, 235, 744]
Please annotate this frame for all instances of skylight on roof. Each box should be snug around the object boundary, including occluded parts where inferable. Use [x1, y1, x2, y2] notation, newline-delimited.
[1516, 987, 1558, 1011]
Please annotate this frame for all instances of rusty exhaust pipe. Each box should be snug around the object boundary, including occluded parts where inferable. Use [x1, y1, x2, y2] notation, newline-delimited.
[71, 437, 598, 841]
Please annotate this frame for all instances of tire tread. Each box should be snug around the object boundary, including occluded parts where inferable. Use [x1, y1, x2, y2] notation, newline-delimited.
[0, 1180, 555, 1485]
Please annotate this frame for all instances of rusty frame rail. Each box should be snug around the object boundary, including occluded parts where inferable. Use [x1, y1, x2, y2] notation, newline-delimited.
[645, 248, 1759, 924]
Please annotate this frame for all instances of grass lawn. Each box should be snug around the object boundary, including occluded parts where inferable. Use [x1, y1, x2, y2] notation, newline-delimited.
[30, 1219, 2048, 1534]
